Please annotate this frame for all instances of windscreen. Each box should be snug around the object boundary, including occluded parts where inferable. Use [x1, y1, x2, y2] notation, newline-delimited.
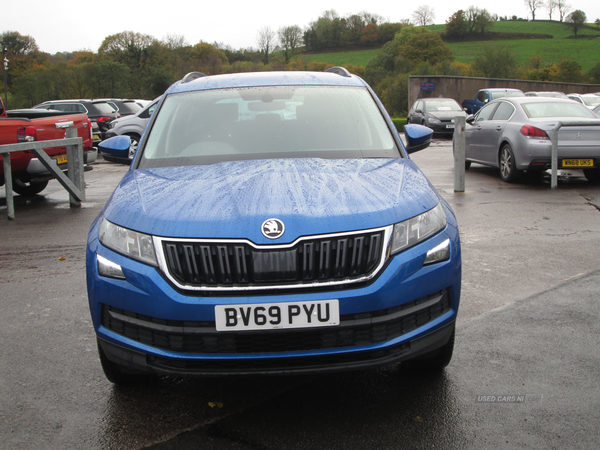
[491, 91, 525, 100]
[139, 85, 399, 168]
[522, 101, 598, 118]
[424, 100, 462, 111]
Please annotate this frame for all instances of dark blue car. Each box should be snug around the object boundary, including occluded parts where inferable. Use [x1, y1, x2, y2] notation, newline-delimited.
[86, 68, 461, 385]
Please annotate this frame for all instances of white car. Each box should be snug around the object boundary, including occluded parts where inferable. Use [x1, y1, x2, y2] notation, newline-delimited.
[567, 94, 600, 109]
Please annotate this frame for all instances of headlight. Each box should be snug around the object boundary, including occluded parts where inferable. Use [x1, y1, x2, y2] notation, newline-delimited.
[390, 203, 447, 256]
[98, 217, 158, 266]
[426, 117, 441, 124]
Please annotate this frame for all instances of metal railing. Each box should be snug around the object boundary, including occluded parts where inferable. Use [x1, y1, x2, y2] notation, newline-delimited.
[1, 128, 84, 219]
[453, 117, 600, 190]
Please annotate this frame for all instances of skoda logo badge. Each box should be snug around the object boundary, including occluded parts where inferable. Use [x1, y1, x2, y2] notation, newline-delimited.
[262, 218, 285, 239]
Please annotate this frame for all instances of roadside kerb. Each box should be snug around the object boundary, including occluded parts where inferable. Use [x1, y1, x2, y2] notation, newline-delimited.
[1, 127, 84, 219]
[550, 119, 600, 189]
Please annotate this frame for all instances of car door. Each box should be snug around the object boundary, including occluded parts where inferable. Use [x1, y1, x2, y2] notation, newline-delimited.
[409, 100, 423, 124]
[465, 102, 498, 163]
[479, 101, 516, 164]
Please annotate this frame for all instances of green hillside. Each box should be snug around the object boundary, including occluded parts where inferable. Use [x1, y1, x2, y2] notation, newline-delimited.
[307, 20, 600, 72]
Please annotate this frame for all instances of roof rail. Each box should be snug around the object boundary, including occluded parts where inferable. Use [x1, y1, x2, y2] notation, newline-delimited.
[181, 72, 207, 83]
[325, 66, 351, 77]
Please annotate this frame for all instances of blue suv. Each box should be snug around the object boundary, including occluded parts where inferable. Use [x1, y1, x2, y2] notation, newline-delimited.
[87, 68, 461, 385]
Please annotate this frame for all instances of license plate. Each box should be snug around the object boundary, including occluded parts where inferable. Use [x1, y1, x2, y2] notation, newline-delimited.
[562, 159, 593, 167]
[53, 154, 68, 164]
[446, 125, 455, 129]
[215, 300, 340, 331]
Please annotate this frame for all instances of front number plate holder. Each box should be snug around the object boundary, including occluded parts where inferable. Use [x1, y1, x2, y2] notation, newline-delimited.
[215, 300, 340, 331]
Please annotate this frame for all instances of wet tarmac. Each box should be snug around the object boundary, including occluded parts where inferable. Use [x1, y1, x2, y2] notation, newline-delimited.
[1, 140, 599, 449]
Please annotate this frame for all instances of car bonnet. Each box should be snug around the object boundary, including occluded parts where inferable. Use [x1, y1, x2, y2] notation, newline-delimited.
[102, 158, 440, 244]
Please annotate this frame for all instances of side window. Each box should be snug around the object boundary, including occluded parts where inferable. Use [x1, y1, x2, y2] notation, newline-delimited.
[475, 103, 497, 122]
[415, 100, 423, 111]
[491, 102, 515, 121]
[477, 91, 487, 102]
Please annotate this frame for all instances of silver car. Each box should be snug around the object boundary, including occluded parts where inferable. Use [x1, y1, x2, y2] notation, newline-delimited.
[465, 97, 600, 183]
[103, 97, 160, 161]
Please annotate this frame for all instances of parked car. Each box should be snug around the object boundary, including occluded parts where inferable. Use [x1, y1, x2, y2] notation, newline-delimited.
[408, 98, 467, 134]
[99, 99, 142, 117]
[1, 98, 96, 195]
[134, 99, 152, 108]
[567, 94, 600, 109]
[462, 88, 525, 115]
[593, 104, 600, 115]
[102, 97, 160, 162]
[33, 99, 121, 143]
[464, 97, 600, 182]
[87, 68, 462, 385]
[525, 91, 568, 99]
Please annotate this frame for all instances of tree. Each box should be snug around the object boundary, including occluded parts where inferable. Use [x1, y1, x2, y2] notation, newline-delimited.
[475, 9, 495, 33]
[566, 10, 587, 36]
[445, 10, 468, 37]
[0, 31, 43, 91]
[399, 32, 454, 65]
[524, 0, 544, 20]
[278, 25, 302, 63]
[412, 6, 435, 27]
[256, 26, 276, 65]
[361, 23, 379, 43]
[471, 45, 518, 78]
[545, 0, 557, 19]
[556, 58, 583, 82]
[556, 0, 571, 22]
[588, 62, 600, 83]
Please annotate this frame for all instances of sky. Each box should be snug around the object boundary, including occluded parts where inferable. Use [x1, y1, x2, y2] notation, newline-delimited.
[3, 0, 600, 55]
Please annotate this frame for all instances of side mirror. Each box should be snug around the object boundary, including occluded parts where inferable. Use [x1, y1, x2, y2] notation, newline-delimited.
[98, 135, 131, 160]
[466, 115, 475, 124]
[484, 99, 489, 103]
[404, 124, 433, 154]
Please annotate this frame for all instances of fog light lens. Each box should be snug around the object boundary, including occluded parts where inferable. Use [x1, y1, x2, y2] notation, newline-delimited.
[424, 239, 450, 265]
[97, 254, 126, 279]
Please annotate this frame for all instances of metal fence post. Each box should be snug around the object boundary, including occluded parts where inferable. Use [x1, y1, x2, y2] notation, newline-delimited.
[453, 116, 466, 193]
[66, 128, 85, 207]
[2, 152, 14, 219]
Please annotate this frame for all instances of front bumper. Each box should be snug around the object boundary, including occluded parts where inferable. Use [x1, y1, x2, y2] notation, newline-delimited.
[426, 121, 456, 134]
[98, 320, 456, 376]
[86, 204, 461, 377]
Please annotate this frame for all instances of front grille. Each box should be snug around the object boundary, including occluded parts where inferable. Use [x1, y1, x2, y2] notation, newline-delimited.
[158, 229, 386, 291]
[100, 288, 451, 356]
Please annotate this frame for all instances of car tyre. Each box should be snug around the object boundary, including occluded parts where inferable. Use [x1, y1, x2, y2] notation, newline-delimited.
[126, 134, 140, 159]
[499, 144, 521, 183]
[12, 179, 49, 196]
[465, 161, 471, 170]
[97, 339, 155, 386]
[583, 168, 600, 183]
[403, 327, 455, 372]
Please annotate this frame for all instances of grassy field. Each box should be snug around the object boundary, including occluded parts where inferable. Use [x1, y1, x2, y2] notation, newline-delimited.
[305, 49, 378, 67]
[307, 20, 600, 72]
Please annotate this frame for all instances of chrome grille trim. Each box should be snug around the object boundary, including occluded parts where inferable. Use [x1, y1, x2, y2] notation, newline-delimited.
[154, 226, 392, 292]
